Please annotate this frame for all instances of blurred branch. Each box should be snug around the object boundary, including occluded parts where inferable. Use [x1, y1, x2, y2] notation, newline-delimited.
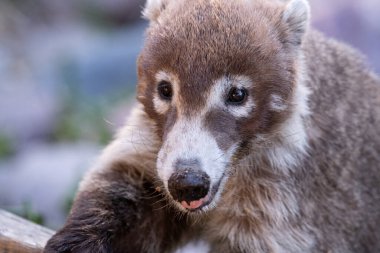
[0, 210, 54, 253]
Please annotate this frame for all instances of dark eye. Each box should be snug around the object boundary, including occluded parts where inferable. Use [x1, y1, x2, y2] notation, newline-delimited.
[157, 81, 173, 100]
[227, 87, 247, 104]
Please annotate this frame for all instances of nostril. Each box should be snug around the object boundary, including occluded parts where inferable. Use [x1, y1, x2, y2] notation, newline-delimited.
[168, 167, 210, 202]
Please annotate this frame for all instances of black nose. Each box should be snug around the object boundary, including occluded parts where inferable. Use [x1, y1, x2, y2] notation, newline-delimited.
[168, 159, 210, 202]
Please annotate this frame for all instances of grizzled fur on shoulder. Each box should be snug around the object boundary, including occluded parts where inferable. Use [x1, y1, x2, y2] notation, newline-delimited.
[45, 0, 380, 252]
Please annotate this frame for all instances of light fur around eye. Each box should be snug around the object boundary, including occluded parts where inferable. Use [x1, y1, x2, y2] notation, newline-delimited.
[153, 71, 176, 114]
[209, 75, 255, 118]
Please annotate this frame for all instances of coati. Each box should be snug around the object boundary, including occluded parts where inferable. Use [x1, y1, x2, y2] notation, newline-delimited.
[45, 0, 380, 252]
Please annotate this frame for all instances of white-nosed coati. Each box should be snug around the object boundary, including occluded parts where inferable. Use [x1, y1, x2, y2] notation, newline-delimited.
[45, 0, 380, 252]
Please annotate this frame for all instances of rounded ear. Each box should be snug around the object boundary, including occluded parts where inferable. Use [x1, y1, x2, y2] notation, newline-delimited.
[282, 0, 310, 45]
[142, 0, 169, 22]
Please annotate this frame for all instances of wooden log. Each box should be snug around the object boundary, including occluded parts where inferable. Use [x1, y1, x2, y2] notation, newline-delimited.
[0, 210, 54, 253]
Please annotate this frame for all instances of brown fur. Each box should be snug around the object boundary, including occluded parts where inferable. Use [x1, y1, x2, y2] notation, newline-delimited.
[45, 0, 380, 252]
[138, 0, 296, 139]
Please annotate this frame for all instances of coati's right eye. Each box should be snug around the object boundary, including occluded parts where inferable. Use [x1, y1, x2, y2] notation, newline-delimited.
[227, 87, 247, 105]
[157, 81, 173, 100]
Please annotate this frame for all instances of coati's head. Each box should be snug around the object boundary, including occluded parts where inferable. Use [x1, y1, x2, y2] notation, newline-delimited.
[137, 0, 310, 212]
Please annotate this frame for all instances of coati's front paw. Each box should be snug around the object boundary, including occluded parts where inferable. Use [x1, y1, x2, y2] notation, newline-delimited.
[44, 229, 112, 253]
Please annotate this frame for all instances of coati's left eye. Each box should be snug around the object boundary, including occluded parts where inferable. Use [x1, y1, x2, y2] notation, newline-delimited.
[227, 87, 247, 105]
[157, 81, 173, 100]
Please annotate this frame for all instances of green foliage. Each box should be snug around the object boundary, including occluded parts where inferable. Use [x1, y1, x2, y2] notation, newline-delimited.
[51, 100, 113, 145]
[12, 202, 45, 226]
[50, 56, 135, 145]
[62, 184, 78, 215]
[0, 134, 14, 159]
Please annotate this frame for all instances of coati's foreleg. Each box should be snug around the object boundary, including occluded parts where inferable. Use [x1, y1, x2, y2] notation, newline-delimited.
[44, 161, 188, 253]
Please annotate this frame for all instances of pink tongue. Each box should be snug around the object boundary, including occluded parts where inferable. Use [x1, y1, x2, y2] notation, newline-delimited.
[181, 199, 204, 209]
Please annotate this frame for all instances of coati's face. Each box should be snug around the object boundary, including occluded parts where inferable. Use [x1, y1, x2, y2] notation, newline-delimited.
[138, 0, 310, 213]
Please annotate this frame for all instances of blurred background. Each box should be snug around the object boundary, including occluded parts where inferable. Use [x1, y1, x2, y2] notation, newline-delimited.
[0, 0, 379, 230]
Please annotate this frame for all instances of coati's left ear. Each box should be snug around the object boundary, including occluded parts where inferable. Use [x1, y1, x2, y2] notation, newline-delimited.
[142, 0, 170, 22]
[281, 0, 310, 45]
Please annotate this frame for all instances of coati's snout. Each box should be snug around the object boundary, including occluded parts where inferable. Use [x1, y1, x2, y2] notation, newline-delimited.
[168, 160, 211, 210]
[155, 113, 236, 212]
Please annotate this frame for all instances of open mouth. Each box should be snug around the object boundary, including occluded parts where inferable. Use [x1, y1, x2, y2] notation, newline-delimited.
[175, 175, 225, 212]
